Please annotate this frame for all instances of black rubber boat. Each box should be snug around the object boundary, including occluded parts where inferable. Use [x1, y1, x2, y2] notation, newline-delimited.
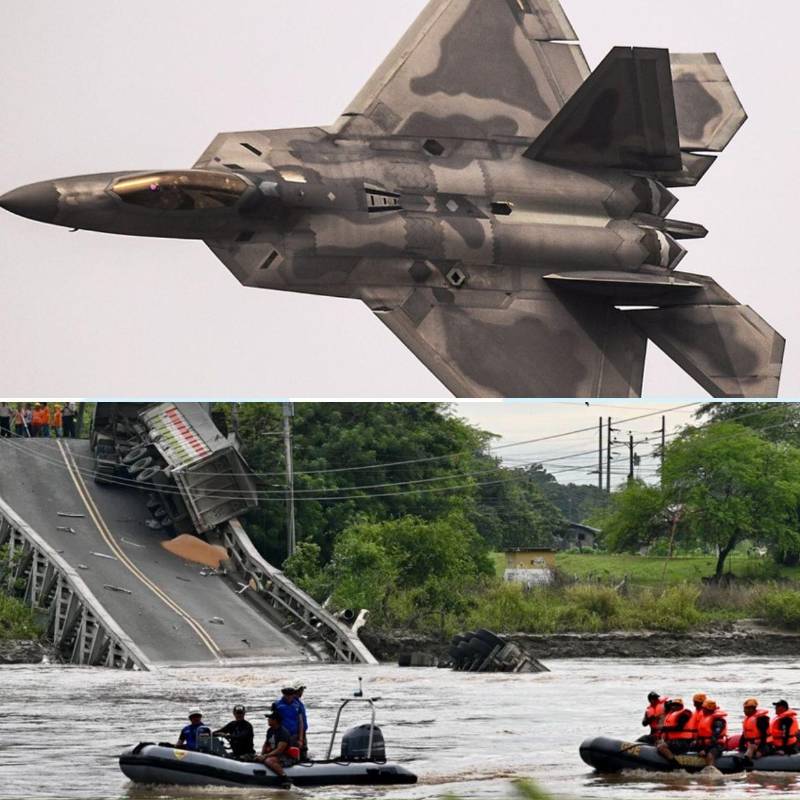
[120, 687, 417, 788]
[580, 736, 800, 775]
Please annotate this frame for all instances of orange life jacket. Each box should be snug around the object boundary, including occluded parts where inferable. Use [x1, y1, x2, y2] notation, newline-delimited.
[696, 711, 728, 745]
[645, 701, 666, 734]
[663, 709, 694, 741]
[768, 710, 799, 748]
[742, 709, 769, 743]
[686, 708, 705, 737]
[53, 408, 63, 427]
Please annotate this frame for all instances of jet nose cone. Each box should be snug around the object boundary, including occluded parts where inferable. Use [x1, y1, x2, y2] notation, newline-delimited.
[0, 181, 60, 223]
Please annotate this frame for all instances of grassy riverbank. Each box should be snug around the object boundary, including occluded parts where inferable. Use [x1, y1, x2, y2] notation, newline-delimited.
[0, 594, 42, 641]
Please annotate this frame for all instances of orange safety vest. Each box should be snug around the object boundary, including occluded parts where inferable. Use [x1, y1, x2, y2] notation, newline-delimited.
[686, 708, 705, 737]
[768, 710, 799, 748]
[663, 709, 694, 741]
[742, 710, 770, 743]
[645, 701, 666, 734]
[53, 408, 63, 427]
[696, 711, 728, 745]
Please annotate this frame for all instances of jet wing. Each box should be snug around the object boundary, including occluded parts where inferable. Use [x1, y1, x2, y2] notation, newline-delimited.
[374, 287, 647, 398]
[334, 0, 590, 141]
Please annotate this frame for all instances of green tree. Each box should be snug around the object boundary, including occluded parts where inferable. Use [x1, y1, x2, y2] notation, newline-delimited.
[328, 513, 493, 633]
[591, 480, 671, 553]
[696, 403, 800, 446]
[663, 422, 800, 580]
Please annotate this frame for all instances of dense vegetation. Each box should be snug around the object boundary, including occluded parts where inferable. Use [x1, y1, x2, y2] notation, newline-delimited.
[222, 402, 800, 639]
[0, 595, 41, 640]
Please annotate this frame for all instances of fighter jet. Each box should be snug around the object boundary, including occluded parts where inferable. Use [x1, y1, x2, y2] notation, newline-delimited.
[0, 0, 783, 398]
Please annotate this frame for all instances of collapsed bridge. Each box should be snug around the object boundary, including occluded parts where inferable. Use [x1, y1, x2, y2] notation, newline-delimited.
[0, 403, 375, 669]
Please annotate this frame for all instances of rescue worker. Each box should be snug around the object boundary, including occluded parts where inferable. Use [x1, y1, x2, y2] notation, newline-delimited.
[177, 708, 208, 751]
[213, 704, 255, 759]
[656, 698, 694, 762]
[695, 699, 728, 767]
[641, 691, 666, 745]
[255, 711, 294, 789]
[30, 404, 43, 438]
[769, 700, 799, 755]
[685, 693, 706, 743]
[739, 698, 770, 758]
[52, 404, 63, 439]
[273, 684, 305, 749]
[41, 404, 50, 438]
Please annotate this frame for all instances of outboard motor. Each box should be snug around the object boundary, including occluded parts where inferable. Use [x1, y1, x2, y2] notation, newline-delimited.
[195, 726, 214, 754]
[340, 724, 386, 762]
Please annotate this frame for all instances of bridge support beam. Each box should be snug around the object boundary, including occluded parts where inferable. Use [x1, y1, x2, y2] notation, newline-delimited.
[0, 497, 150, 670]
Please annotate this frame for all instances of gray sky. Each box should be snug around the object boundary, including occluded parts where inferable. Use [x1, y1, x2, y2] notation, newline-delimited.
[1, 1, 797, 399]
[455, 400, 700, 490]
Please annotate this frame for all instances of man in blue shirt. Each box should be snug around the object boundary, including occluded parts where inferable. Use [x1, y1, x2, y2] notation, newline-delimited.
[273, 685, 305, 749]
[295, 683, 309, 757]
[177, 708, 207, 751]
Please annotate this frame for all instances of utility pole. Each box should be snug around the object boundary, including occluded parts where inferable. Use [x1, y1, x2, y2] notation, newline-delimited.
[282, 402, 296, 559]
[598, 417, 603, 492]
[606, 417, 612, 493]
[628, 432, 635, 484]
[661, 416, 666, 481]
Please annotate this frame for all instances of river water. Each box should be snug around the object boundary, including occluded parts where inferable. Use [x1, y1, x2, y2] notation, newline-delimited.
[2, 658, 799, 800]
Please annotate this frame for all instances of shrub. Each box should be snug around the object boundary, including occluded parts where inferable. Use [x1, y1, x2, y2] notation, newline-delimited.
[0, 594, 41, 640]
[757, 589, 800, 630]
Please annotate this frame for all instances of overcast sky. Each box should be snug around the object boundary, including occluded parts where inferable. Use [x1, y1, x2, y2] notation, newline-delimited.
[455, 400, 700, 490]
[1, 1, 797, 399]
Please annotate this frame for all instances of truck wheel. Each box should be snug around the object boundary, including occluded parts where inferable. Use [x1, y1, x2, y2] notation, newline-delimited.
[128, 457, 153, 475]
[123, 445, 149, 465]
[136, 466, 164, 486]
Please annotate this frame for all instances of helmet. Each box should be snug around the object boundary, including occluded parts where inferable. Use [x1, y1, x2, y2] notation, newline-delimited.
[188, 707, 203, 717]
[233, 704, 246, 714]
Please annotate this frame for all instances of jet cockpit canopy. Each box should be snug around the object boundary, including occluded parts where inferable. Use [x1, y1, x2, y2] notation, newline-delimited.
[111, 171, 248, 211]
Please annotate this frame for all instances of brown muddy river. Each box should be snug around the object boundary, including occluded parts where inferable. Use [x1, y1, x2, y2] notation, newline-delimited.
[1, 658, 799, 799]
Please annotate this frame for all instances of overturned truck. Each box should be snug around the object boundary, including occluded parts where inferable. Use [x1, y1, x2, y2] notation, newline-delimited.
[91, 403, 257, 534]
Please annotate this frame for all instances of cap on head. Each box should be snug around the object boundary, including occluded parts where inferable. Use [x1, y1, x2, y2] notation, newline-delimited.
[267, 711, 281, 721]
[774, 699, 789, 709]
[693, 693, 707, 704]
[670, 697, 684, 707]
[743, 698, 758, 709]
[648, 691, 660, 700]
[281, 684, 299, 694]
[233, 704, 246, 714]
[188, 708, 203, 717]
[703, 700, 717, 711]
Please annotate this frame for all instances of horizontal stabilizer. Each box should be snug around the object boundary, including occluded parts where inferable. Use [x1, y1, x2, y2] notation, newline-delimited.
[545, 271, 702, 301]
[626, 299, 784, 398]
[524, 46, 682, 171]
[671, 53, 747, 152]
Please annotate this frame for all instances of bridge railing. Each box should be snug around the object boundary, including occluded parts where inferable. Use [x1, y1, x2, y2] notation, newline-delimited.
[221, 519, 377, 665]
[0, 498, 150, 670]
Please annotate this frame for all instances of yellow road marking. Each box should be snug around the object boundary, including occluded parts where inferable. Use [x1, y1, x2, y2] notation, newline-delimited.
[57, 440, 222, 659]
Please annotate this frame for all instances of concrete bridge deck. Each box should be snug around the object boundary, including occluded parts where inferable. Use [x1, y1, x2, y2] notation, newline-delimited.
[0, 438, 307, 667]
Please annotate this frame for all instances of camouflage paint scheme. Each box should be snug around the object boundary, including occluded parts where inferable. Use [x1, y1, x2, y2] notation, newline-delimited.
[0, 0, 783, 398]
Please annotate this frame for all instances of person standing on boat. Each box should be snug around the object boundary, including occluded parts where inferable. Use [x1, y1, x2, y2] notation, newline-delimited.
[641, 691, 666, 744]
[739, 698, 770, 758]
[177, 709, 208, 751]
[213, 705, 255, 759]
[273, 685, 305, 750]
[656, 698, 694, 763]
[256, 711, 294, 790]
[768, 700, 799, 755]
[695, 699, 728, 767]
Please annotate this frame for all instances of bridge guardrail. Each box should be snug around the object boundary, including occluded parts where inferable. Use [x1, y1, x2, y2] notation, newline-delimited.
[0, 497, 151, 670]
[221, 519, 377, 665]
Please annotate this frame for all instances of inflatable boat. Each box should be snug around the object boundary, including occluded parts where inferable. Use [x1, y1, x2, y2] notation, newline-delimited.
[580, 736, 800, 775]
[120, 687, 417, 788]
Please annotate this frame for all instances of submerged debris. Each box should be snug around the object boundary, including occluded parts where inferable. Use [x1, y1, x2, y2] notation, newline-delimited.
[56, 526, 77, 534]
[91, 552, 118, 561]
[208, 617, 225, 625]
[57, 512, 85, 518]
